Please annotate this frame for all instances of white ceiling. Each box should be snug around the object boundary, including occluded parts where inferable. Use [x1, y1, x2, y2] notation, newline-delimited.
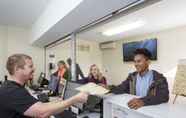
[32, 0, 141, 47]
[78, 0, 186, 42]
[0, 0, 50, 27]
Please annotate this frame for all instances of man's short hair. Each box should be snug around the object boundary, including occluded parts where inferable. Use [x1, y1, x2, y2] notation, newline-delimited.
[6, 54, 32, 75]
[134, 48, 152, 60]
[67, 58, 72, 65]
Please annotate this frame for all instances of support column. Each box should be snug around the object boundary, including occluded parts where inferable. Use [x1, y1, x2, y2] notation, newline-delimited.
[71, 32, 76, 81]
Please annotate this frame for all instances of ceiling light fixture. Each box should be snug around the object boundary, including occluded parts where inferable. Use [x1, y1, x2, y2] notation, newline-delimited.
[102, 20, 145, 36]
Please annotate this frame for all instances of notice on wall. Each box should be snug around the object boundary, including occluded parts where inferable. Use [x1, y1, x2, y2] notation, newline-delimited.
[172, 59, 186, 96]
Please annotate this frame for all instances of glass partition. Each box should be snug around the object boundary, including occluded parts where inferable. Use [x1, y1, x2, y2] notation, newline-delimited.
[45, 39, 72, 81]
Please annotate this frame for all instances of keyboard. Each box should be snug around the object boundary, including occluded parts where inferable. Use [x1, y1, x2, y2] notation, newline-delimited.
[37, 93, 49, 103]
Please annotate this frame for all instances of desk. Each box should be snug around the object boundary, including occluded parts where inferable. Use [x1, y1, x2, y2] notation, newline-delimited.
[104, 94, 186, 118]
[29, 88, 100, 118]
[49, 96, 100, 118]
[27, 87, 50, 98]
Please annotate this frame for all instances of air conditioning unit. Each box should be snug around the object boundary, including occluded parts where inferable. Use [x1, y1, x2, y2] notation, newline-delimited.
[99, 41, 116, 49]
[77, 44, 90, 52]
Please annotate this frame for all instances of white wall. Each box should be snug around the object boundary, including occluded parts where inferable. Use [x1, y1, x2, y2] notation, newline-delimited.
[45, 39, 102, 79]
[0, 26, 44, 81]
[0, 26, 7, 80]
[102, 26, 186, 86]
[76, 39, 103, 76]
[102, 26, 186, 101]
[45, 40, 71, 77]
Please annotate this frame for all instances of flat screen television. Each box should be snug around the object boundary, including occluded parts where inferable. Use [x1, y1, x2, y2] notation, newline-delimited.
[123, 38, 157, 61]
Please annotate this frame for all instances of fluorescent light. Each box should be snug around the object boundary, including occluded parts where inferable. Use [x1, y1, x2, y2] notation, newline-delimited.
[102, 20, 145, 36]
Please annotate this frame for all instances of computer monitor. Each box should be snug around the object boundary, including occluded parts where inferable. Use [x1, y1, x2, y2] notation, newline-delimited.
[37, 72, 49, 87]
[63, 81, 84, 110]
[38, 72, 45, 84]
[48, 75, 60, 93]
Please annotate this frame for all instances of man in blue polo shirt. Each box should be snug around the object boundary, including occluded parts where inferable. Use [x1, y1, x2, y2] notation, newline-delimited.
[111, 48, 169, 109]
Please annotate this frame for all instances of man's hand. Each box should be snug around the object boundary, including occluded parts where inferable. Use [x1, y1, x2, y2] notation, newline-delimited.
[73, 92, 88, 103]
[127, 98, 144, 110]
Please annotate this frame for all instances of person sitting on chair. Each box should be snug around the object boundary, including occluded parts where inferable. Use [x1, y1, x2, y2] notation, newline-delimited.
[53, 60, 71, 81]
[48, 60, 71, 96]
[110, 48, 169, 109]
[78, 64, 107, 88]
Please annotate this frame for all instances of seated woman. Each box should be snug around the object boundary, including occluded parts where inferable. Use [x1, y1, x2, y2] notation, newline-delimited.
[78, 64, 107, 87]
[53, 60, 71, 81]
[49, 60, 71, 96]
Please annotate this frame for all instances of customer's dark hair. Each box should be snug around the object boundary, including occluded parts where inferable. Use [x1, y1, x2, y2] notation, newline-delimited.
[67, 58, 72, 65]
[134, 48, 152, 60]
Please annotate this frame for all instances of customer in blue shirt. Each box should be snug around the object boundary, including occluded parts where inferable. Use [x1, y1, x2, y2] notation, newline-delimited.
[111, 48, 169, 109]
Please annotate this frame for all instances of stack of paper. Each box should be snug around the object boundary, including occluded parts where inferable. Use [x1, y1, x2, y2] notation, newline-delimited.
[75, 82, 109, 95]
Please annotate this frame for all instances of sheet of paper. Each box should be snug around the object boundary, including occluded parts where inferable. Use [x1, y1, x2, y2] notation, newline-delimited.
[75, 82, 109, 95]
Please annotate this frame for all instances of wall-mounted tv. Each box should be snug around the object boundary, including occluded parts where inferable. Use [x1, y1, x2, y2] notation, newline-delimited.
[123, 38, 157, 62]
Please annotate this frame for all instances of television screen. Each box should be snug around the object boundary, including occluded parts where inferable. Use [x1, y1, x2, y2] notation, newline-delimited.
[123, 38, 157, 61]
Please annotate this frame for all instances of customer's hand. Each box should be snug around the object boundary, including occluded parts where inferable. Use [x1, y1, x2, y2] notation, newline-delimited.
[98, 83, 107, 88]
[74, 92, 88, 103]
[127, 98, 144, 110]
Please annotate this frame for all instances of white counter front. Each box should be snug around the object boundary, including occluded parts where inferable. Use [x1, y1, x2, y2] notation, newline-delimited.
[103, 94, 186, 118]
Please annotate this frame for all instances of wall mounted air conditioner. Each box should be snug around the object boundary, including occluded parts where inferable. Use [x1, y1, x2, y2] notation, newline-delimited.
[99, 41, 116, 49]
[77, 44, 90, 52]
